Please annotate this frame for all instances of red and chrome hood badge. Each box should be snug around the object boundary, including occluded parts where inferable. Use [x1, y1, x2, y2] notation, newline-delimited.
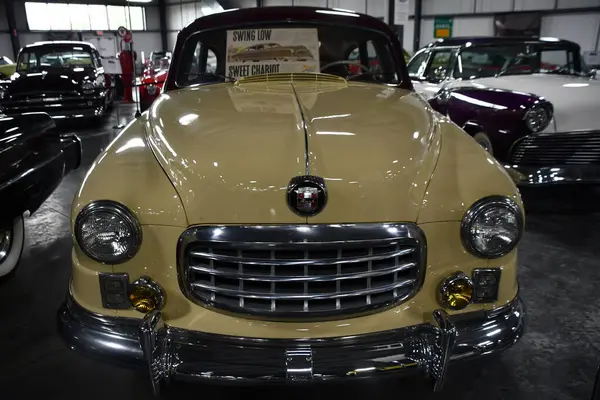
[287, 175, 327, 217]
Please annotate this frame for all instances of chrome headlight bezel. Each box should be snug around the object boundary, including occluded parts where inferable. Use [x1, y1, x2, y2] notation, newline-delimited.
[74, 200, 142, 264]
[81, 80, 95, 90]
[524, 102, 552, 133]
[461, 196, 524, 259]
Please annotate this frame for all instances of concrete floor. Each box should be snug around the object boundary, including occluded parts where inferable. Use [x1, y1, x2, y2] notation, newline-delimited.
[1, 104, 599, 399]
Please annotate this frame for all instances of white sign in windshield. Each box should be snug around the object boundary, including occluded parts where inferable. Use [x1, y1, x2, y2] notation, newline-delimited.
[226, 28, 320, 79]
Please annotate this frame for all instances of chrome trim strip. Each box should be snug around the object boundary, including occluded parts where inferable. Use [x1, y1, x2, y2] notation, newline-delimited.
[189, 247, 414, 266]
[179, 223, 423, 245]
[290, 84, 310, 176]
[189, 260, 417, 282]
[190, 278, 416, 300]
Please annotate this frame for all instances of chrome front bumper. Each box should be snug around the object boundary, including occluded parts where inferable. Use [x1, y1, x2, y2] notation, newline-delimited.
[57, 292, 525, 396]
[505, 164, 600, 186]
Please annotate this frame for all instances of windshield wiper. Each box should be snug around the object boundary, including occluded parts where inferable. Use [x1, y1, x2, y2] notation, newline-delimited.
[495, 53, 532, 78]
[543, 63, 580, 77]
[346, 71, 399, 84]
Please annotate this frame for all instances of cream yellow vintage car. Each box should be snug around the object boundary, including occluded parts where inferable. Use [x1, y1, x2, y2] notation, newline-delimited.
[58, 6, 525, 395]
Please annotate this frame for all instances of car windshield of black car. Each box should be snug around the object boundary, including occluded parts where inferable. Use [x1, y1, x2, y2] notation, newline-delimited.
[176, 23, 400, 86]
[17, 47, 94, 73]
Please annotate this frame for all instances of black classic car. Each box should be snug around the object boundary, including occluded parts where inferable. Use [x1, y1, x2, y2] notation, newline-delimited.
[0, 41, 113, 120]
[0, 111, 80, 279]
[409, 36, 600, 185]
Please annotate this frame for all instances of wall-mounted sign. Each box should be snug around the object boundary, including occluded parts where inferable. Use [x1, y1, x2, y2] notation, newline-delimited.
[434, 17, 453, 38]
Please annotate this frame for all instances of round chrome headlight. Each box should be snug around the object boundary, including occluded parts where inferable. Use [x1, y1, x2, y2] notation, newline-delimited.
[461, 196, 523, 259]
[81, 80, 95, 90]
[524, 103, 551, 133]
[75, 201, 142, 264]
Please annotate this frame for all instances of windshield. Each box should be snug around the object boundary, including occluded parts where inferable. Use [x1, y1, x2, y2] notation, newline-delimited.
[176, 23, 400, 86]
[455, 44, 589, 79]
[17, 47, 94, 73]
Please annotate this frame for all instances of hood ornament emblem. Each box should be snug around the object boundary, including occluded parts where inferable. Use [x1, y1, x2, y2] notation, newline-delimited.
[287, 175, 327, 217]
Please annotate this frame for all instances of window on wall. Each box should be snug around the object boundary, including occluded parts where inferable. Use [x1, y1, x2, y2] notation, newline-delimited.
[88, 5, 109, 31]
[69, 4, 91, 31]
[25, 2, 146, 31]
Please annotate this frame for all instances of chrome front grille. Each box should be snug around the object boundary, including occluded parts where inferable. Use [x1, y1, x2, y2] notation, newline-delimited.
[509, 131, 600, 166]
[178, 224, 425, 319]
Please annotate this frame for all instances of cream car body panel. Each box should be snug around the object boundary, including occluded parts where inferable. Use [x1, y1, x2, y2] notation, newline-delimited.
[146, 82, 441, 224]
[71, 78, 522, 337]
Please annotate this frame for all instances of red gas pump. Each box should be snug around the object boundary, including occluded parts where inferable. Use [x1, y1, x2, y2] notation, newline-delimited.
[118, 49, 134, 102]
[118, 27, 135, 103]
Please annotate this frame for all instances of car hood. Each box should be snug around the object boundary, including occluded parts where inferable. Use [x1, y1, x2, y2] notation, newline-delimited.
[6, 67, 97, 95]
[458, 74, 600, 132]
[145, 80, 441, 225]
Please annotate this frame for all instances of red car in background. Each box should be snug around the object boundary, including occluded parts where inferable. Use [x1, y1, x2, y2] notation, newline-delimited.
[139, 56, 170, 111]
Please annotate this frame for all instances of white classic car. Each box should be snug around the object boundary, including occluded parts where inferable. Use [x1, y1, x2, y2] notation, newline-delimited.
[409, 36, 600, 185]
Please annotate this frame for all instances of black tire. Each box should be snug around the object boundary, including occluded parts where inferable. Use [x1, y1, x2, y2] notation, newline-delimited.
[0, 216, 25, 281]
[474, 132, 494, 156]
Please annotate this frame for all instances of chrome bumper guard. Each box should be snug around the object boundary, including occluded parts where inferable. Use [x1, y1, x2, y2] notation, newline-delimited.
[58, 293, 525, 396]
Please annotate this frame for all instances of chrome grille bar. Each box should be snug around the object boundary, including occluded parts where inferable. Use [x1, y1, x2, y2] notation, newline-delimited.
[188, 261, 417, 281]
[189, 279, 416, 300]
[178, 224, 426, 320]
[189, 248, 414, 265]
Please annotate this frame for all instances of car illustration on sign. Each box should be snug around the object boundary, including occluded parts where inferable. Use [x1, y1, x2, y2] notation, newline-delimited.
[57, 7, 525, 395]
[408, 36, 600, 185]
[230, 43, 314, 62]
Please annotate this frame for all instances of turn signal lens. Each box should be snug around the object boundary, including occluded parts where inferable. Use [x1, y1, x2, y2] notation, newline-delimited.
[128, 277, 165, 313]
[439, 272, 473, 310]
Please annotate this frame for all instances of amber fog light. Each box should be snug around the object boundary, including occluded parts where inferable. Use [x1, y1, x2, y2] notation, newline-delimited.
[129, 277, 165, 313]
[438, 272, 473, 310]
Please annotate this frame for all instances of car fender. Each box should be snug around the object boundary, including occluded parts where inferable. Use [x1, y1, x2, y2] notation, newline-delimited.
[429, 86, 547, 161]
[0, 112, 66, 224]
